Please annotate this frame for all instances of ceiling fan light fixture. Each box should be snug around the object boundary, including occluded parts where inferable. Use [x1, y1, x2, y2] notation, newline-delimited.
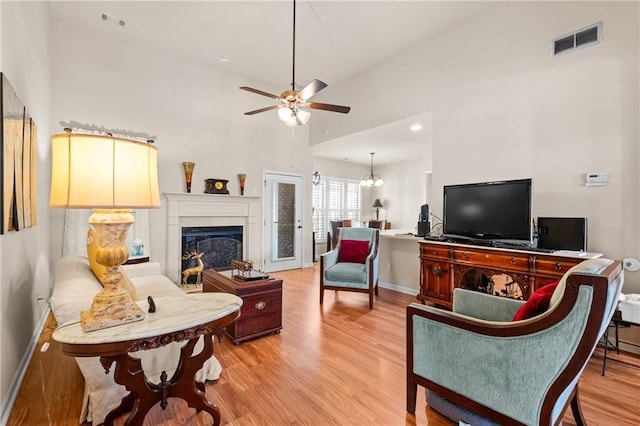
[279, 105, 310, 127]
[239, 0, 350, 123]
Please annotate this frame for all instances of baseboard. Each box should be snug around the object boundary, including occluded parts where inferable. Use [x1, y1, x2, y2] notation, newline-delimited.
[303, 262, 314, 268]
[0, 305, 51, 425]
[379, 280, 419, 296]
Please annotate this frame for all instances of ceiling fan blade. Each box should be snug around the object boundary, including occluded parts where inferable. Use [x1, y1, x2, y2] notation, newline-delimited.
[297, 79, 328, 101]
[244, 105, 281, 115]
[239, 86, 281, 101]
[308, 102, 351, 114]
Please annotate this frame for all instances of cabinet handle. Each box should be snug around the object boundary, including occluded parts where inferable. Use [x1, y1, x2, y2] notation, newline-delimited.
[432, 265, 442, 276]
[255, 301, 266, 310]
[511, 257, 516, 264]
[555, 262, 562, 271]
[432, 250, 437, 255]
[461, 252, 468, 259]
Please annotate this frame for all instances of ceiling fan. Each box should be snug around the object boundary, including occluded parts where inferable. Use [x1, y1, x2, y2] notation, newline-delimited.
[239, 0, 351, 126]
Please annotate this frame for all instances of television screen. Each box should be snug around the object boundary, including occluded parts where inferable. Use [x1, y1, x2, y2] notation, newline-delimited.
[443, 178, 532, 242]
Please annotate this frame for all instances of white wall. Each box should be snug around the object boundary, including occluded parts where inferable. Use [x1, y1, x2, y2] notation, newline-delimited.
[0, 0, 51, 414]
[49, 19, 316, 273]
[371, 156, 432, 231]
[312, 2, 640, 294]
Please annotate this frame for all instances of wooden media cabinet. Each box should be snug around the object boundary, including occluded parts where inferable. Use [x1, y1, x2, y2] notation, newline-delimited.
[418, 241, 598, 309]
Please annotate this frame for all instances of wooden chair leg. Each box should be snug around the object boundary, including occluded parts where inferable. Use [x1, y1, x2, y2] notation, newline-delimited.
[407, 379, 417, 413]
[320, 257, 324, 305]
[570, 386, 586, 426]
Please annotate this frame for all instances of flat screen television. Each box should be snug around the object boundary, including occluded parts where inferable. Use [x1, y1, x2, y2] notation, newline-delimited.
[443, 178, 532, 242]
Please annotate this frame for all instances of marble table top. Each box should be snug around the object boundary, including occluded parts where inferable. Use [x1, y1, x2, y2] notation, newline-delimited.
[53, 292, 243, 345]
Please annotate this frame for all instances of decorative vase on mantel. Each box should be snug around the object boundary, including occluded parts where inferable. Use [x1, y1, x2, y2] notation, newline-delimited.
[182, 162, 195, 193]
[238, 173, 247, 196]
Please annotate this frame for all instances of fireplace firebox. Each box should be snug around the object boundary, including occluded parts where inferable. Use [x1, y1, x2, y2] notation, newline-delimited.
[181, 226, 243, 283]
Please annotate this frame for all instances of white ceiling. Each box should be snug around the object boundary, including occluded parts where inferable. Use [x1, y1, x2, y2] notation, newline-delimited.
[50, 1, 497, 165]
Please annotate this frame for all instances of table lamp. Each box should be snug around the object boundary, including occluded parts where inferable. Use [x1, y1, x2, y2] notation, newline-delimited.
[372, 199, 384, 221]
[50, 129, 160, 332]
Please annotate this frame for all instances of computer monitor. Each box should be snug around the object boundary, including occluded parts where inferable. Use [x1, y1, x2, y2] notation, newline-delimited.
[537, 217, 587, 251]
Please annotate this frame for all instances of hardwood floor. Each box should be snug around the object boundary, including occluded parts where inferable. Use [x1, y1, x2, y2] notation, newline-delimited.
[8, 264, 640, 425]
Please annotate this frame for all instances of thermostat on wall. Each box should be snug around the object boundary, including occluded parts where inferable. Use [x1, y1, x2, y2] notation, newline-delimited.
[585, 172, 607, 186]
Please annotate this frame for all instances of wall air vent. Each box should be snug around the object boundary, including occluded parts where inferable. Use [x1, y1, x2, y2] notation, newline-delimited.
[100, 12, 127, 28]
[552, 22, 602, 56]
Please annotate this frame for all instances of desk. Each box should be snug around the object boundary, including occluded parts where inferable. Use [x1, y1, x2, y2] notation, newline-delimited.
[601, 310, 640, 375]
[378, 232, 422, 293]
[53, 293, 242, 426]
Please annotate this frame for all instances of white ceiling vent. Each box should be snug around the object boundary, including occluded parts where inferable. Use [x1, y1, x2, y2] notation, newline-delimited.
[552, 22, 602, 56]
[101, 12, 127, 28]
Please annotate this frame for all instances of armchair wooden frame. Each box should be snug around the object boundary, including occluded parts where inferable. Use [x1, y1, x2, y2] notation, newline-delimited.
[326, 219, 352, 252]
[406, 261, 623, 426]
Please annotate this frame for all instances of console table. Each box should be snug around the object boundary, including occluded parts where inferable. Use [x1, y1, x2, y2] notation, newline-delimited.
[418, 241, 600, 308]
[52, 293, 242, 426]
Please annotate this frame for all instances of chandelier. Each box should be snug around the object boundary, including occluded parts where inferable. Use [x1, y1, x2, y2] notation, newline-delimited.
[361, 152, 383, 187]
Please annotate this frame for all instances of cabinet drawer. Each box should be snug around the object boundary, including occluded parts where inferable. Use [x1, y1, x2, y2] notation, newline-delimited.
[454, 249, 529, 272]
[420, 244, 451, 260]
[536, 258, 581, 277]
[240, 290, 282, 321]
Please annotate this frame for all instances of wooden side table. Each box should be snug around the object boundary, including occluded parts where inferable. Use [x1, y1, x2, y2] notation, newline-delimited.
[53, 293, 242, 426]
[202, 269, 282, 344]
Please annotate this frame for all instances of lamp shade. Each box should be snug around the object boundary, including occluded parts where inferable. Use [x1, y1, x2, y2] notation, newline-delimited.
[50, 132, 160, 208]
[372, 199, 384, 208]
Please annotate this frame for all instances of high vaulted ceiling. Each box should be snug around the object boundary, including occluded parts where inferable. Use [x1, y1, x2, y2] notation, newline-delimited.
[50, 1, 497, 165]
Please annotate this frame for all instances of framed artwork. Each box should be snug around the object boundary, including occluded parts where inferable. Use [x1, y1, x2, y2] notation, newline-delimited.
[1, 72, 37, 234]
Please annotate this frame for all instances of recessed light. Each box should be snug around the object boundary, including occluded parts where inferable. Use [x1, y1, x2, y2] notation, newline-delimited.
[219, 56, 230, 63]
[410, 124, 422, 132]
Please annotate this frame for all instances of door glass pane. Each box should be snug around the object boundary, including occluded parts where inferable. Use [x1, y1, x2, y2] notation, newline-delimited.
[272, 182, 296, 260]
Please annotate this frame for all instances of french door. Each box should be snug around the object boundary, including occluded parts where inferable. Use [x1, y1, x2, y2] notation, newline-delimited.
[263, 172, 303, 272]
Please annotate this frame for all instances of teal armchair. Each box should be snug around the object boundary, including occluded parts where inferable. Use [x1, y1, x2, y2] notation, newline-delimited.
[320, 227, 380, 309]
[407, 258, 623, 425]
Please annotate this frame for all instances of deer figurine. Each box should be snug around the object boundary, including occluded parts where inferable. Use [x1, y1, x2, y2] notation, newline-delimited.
[181, 250, 204, 286]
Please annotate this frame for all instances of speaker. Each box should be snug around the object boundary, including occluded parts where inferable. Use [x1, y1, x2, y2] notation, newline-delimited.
[537, 217, 587, 251]
[417, 221, 431, 237]
[419, 204, 429, 222]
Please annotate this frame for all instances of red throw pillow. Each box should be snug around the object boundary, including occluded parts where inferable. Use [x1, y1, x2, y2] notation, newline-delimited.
[338, 239, 370, 264]
[512, 280, 560, 321]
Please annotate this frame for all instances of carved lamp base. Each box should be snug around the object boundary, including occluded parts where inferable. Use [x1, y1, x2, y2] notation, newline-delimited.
[81, 209, 145, 332]
[81, 285, 145, 332]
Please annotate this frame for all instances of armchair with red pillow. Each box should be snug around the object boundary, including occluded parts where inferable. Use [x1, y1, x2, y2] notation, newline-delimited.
[320, 227, 380, 309]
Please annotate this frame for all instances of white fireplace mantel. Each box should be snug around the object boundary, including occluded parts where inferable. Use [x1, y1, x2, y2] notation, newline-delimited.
[164, 192, 262, 283]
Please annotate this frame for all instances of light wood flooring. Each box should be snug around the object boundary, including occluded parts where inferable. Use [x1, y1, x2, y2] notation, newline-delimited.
[8, 264, 640, 425]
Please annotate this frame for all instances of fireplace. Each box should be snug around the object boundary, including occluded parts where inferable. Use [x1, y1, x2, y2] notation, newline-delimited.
[164, 193, 261, 284]
[181, 226, 243, 280]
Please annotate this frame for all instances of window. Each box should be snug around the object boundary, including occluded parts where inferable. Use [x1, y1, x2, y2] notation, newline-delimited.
[313, 177, 361, 241]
